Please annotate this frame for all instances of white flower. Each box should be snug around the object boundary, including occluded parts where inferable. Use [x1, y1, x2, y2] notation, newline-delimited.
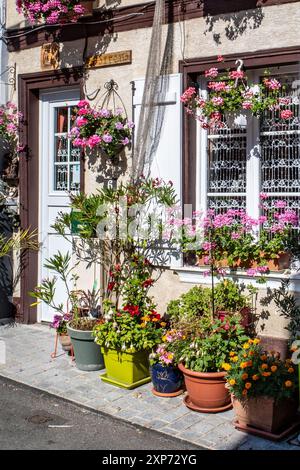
[249, 84, 260, 95]
[121, 343, 127, 351]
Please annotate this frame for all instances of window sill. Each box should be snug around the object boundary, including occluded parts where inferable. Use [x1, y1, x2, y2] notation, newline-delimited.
[171, 265, 300, 291]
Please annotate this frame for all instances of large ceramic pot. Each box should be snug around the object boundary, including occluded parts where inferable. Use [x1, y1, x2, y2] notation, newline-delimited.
[67, 325, 104, 371]
[178, 363, 232, 413]
[232, 396, 298, 433]
[150, 363, 183, 397]
[58, 333, 72, 352]
[101, 348, 151, 389]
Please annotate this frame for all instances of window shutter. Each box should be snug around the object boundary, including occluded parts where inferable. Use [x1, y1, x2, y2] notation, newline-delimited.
[133, 73, 183, 267]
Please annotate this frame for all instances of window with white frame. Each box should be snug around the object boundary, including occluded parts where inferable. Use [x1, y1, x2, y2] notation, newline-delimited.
[53, 105, 81, 192]
[196, 65, 300, 222]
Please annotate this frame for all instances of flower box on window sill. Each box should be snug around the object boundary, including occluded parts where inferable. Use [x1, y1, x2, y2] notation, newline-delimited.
[197, 252, 291, 272]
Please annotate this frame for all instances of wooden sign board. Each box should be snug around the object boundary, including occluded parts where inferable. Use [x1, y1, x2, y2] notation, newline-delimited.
[86, 50, 132, 69]
[41, 42, 60, 70]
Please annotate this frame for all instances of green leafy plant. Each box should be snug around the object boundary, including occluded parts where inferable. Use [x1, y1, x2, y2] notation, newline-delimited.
[173, 315, 249, 373]
[181, 59, 292, 129]
[30, 251, 79, 316]
[166, 286, 212, 322]
[93, 300, 165, 353]
[70, 101, 134, 158]
[271, 279, 300, 344]
[214, 279, 249, 313]
[225, 340, 298, 401]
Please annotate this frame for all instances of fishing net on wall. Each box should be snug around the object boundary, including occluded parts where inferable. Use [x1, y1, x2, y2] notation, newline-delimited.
[132, 0, 172, 182]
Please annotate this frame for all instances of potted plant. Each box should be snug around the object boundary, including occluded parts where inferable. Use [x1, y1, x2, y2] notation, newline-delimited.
[149, 330, 184, 397]
[16, 1, 93, 25]
[169, 199, 298, 279]
[214, 279, 253, 327]
[50, 313, 72, 352]
[181, 58, 293, 130]
[0, 102, 23, 187]
[93, 298, 165, 389]
[174, 315, 249, 413]
[166, 285, 212, 323]
[225, 340, 299, 437]
[30, 251, 105, 371]
[70, 100, 134, 158]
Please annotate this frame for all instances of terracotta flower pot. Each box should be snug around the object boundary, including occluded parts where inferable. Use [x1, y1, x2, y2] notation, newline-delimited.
[216, 308, 252, 328]
[178, 363, 232, 413]
[58, 333, 72, 352]
[232, 396, 298, 433]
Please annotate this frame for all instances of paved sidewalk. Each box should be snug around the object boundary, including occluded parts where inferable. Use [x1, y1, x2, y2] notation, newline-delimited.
[0, 323, 299, 450]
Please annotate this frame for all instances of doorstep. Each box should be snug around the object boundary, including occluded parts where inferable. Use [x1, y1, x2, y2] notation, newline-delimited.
[0, 324, 299, 451]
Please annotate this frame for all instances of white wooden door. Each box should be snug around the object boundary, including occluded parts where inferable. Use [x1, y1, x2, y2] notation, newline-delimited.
[39, 88, 81, 322]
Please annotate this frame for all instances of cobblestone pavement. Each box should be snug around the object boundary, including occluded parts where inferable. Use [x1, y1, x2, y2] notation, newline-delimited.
[0, 323, 299, 450]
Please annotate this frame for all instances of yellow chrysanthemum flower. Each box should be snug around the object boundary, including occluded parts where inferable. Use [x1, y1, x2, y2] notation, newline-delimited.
[229, 379, 236, 386]
[222, 363, 231, 371]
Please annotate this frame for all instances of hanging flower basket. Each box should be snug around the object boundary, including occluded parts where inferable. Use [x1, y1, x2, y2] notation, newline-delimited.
[225, 110, 250, 129]
[181, 58, 294, 130]
[70, 100, 134, 159]
[16, 1, 94, 25]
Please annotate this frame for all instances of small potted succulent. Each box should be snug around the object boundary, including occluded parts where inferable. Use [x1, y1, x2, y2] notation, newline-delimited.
[149, 330, 184, 397]
[174, 315, 249, 413]
[225, 340, 299, 437]
[50, 313, 72, 352]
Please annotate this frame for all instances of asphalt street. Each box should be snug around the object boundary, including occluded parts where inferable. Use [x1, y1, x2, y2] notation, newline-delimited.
[0, 376, 201, 450]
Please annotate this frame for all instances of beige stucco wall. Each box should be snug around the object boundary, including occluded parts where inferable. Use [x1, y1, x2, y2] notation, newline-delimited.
[6, 2, 300, 337]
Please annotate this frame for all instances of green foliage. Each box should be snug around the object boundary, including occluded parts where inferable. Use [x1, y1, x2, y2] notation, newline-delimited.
[214, 279, 249, 312]
[225, 341, 298, 401]
[166, 286, 212, 322]
[174, 315, 249, 373]
[29, 251, 79, 317]
[272, 279, 300, 344]
[93, 301, 164, 352]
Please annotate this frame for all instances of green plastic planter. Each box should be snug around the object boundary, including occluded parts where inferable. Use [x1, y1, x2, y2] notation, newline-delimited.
[101, 348, 151, 389]
[67, 325, 104, 371]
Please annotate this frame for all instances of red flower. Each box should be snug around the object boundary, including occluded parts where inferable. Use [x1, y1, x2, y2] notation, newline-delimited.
[280, 109, 293, 120]
[123, 305, 140, 316]
[107, 281, 116, 292]
[150, 310, 161, 320]
[142, 278, 154, 288]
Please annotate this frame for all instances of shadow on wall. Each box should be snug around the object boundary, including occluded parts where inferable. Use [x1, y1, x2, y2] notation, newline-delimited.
[204, 6, 265, 45]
